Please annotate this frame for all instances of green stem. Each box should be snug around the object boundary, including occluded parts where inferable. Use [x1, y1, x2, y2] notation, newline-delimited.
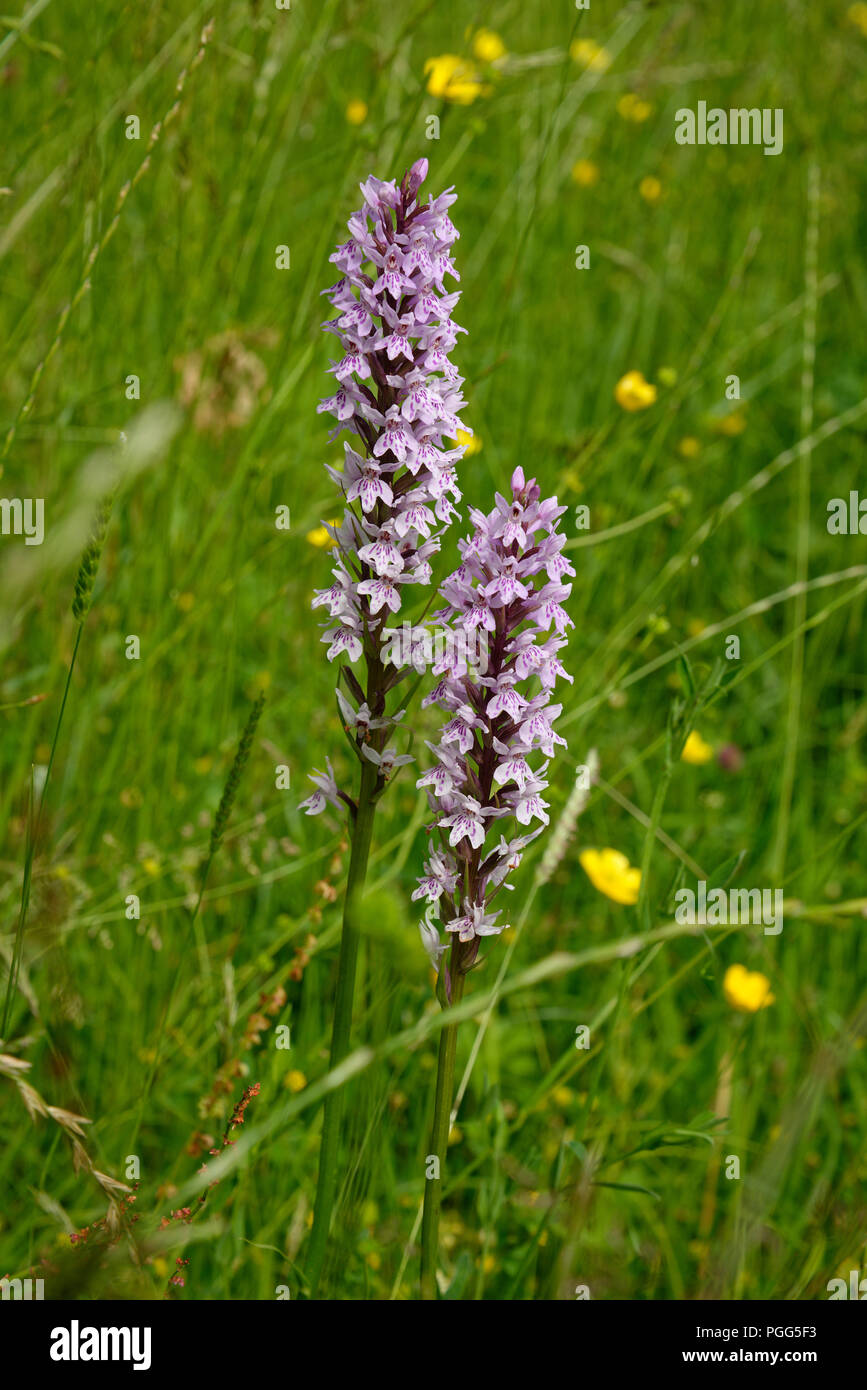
[2, 623, 83, 1037]
[306, 754, 379, 1296]
[635, 766, 671, 933]
[420, 942, 466, 1301]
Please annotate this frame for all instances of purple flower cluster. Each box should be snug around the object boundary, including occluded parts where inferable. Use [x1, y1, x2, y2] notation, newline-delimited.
[414, 467, 574, 960]
[300, 158, 472, 818]
[313, 157, 471, 665]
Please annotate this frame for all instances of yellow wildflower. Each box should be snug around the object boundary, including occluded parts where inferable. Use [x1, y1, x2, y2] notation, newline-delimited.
[472, 28, 507, 63]
[724, 964, 774, 1013]
[448, 428, 481, 455]
[248, 671, 271, 697]
[681, 730, 714, 764]
[579, 848, 641, 905]
[614, 370, 657, 412]
[848, 3, 867, 36]
[639, 175, 662, 204]
[345, 99, 368, 126]
[424, 54, 490, 105]
[714, 410, 746, 436]
[571, 158, 599, 187]
[456, 427, 481, 456]
[617, 92, 653, 122]
[678, 436, 701, 459]
[285, 1070, 307, 1093]
[570, 38, 611, 72]
[306, 521, 338, 548]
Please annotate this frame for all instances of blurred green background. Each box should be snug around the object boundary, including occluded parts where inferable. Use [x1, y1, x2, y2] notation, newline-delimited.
[1, 0, 866, 1300]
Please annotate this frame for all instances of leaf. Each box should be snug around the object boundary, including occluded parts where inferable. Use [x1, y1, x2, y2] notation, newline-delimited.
[442, 1251, 473, 1299]
[705, 850, 747, 892]
[685, 1110, 723, 1130]
[677, 652, 696, 700]
[592, 1180, 660, 1200]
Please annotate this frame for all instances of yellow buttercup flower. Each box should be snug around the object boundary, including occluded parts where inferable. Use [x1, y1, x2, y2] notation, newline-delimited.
[456, 427, 481, 456]
[472, 28, 507, 63]
[345, 99, 368, 126]
[848, 3, 867, 37]
[724, 964, 774, 1013]
[424, 54, 490, 105]
[285, 1070, 307, 1093]
[639, 175, 662, 204]
[570, 38, 611, 72]
[681, 730, 714, 764]
[571, 158, 599, 187]
[448, 428, 481, 455]
[579, 848, 642, 905]
[614, 370, 657, 412]
[678, 436, 701, 459]
[714, 410, 746, 436]
[617, 92, 654, 122]
[307, 521, 338, 548]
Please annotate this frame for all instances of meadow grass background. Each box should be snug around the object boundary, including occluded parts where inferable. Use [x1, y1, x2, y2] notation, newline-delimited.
[1, 0, 866, 1300]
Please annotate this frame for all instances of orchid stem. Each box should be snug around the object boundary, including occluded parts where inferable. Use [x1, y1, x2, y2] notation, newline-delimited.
[307, 753, 379, 1296]
[420, 940, 466, 1300]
